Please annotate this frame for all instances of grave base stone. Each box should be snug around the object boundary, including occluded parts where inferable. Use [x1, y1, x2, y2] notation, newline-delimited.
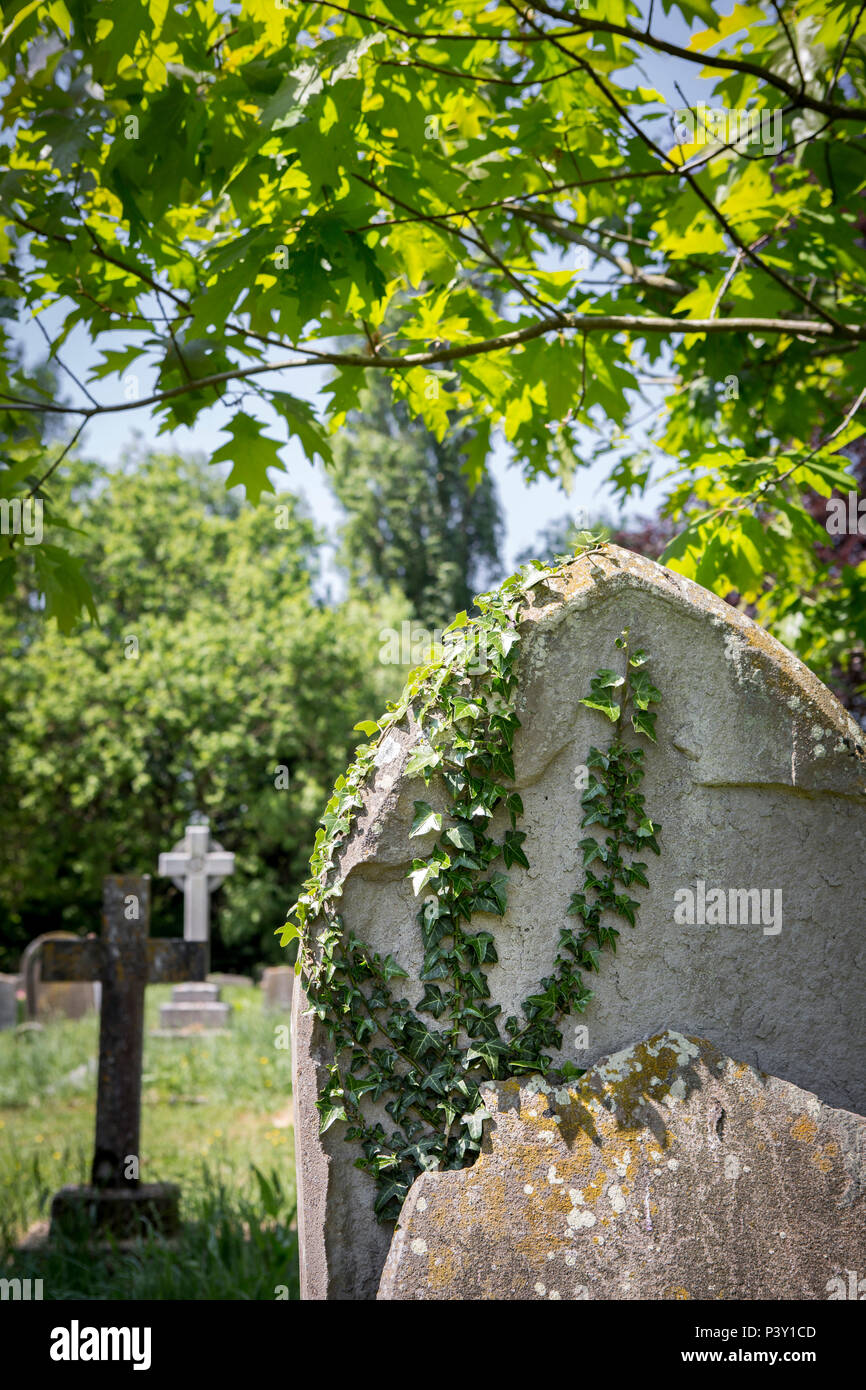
[378, 1032, 866, 1301]
[158, 981, 230, 1031]
[50, 1182, 180, 1240]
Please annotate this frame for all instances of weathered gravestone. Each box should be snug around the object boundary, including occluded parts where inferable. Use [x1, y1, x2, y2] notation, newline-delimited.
[157, 821, 234, 1030]
[43, 875, 207, 1236]
[261, 965, 294, 1012]
[377, 1031, 866, 1300]
[291, 547, 866, 1300]
[0, 973, 19, 1030]
[21, 933, 99, 1022]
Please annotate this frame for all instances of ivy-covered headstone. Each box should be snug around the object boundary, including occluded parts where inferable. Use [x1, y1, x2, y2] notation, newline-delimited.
[287, 545, 866, 1301]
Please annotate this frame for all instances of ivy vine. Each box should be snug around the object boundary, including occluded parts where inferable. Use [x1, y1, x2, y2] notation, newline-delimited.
[280, 545, 662, 1222]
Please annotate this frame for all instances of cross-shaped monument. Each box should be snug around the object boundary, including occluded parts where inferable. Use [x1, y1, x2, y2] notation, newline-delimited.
[158, 820, 235, 969]
[41, 874, 206, 1236]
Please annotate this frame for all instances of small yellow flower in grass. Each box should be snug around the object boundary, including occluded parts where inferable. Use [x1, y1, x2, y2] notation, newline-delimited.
[35, 1134, 44, 1143]
[53, 1152, 61, 1161]
[213, 1129, 222, 1139]
[259, 1056, 269, 1065]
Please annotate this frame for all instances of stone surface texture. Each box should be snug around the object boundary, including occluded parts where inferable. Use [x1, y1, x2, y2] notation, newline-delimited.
[378, 1032, 866, 1301]
[292, 547, 866, 1300]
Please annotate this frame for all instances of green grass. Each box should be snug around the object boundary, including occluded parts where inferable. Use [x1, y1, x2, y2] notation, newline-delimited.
[0, 984, 298, 1299]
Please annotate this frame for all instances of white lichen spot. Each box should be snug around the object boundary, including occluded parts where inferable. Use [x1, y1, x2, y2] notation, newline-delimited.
[565, 1253, 577, 1267]
[410, 1238, 427, 1255]
[569, 1188, 585, 1205]
[534, 1282, 546, 1295]
[663, 1031, 701, 1066]
[667, 1159, 680, 1172]
[548, 1166, 564, 1185]
[668, 1078, 687, 1102]
[524, 1184, 534, 1195]
[416, 1197, 427, 1212]
[814, 744, 825, 758]
[567, 1209, 597, 1229]
[549, 1290, 562, 1300]
[608, 1183, 627, 1214]
[595, 1043, 640, 1085]
[787, 696, 802, 711]
[525, 1077, 550, 1097]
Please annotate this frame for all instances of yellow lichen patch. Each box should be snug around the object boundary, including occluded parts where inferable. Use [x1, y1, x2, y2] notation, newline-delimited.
[666, 1286, 691, 1300]
[811, 1147, 835, 1174]
[427, 1244, 458, 1292]
[789, 1115, 818, 1143]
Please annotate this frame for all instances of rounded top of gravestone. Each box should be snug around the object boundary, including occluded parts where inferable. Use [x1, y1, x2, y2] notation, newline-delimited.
[335, 544, 865, 881]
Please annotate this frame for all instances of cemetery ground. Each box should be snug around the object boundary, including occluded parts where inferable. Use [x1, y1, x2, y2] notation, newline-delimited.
[0, 983, 298, 1299]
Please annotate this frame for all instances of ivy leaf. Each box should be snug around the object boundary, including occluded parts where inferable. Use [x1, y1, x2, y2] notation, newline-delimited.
[631, 710, 658, 741]
[406, 744, 441, 779]
[443, 820, 474, 850]
[410, 801, 443, 837]
[580, 695, 621, 723]
[503, 829, 529, 869]
[453, 695, 483, 721]
[460, 1105, 491, 1141]
[416, 984, 447, 1018]
[318, 1103, 347, 1133]
[474, 871, 509, 916]
[408, 858, 445, 896]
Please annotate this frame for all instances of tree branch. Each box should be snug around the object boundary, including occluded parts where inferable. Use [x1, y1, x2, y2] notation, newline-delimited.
[0, 311, 850, 424]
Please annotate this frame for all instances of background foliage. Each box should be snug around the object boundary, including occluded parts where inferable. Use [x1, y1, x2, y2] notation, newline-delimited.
[331, 370, 503, 629]
[1, 0, 864, 712]
[0, 451, 411, 970]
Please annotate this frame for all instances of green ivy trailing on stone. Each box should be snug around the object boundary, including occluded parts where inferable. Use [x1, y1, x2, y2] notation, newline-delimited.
[280, 544, 662, 1222]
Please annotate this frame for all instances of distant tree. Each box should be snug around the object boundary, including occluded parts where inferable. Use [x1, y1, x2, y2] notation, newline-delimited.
[0, 452, 410, 971]
[331, 371, 503, 629]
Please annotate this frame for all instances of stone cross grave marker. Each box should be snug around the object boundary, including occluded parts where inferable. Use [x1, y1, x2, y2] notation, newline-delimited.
[157, 820, 234, 1030]
[42, 874, 207, 1236]
[158, 820, 235, 955]
[292, 546, 866, 1300]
